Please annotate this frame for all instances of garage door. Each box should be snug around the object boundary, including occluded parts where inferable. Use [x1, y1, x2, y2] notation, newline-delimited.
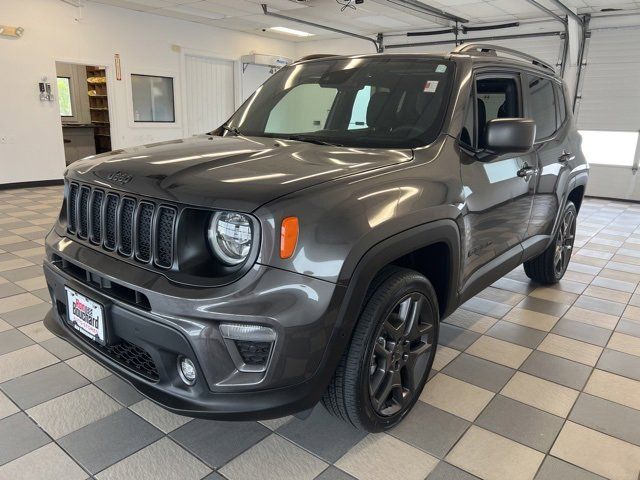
[185, 55, 235, 136]
[575, 27, 640, 200]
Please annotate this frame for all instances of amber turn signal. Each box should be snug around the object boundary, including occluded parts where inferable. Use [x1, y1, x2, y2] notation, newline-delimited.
[280, 217, 299, 259]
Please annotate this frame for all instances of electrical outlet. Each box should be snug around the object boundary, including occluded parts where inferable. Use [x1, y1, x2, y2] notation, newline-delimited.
[0, 136, 8, 144]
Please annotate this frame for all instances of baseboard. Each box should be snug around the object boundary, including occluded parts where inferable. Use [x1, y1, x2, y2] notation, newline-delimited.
[585, 195, 640, 204]
[0, 179, 64, 191]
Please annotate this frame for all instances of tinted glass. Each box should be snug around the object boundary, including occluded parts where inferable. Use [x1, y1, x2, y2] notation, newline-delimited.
[225, 58, 455, 148]
[527, 75, 557, 140]
[476, 77, 521, 148]
[556, 83, 567, 126]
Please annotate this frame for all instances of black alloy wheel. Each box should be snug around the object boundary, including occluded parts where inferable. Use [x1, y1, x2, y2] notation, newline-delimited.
[369, 292, 435, 416]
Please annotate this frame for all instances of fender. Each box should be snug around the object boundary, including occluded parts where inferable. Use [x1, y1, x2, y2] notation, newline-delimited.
[305, 219, 462, 401]
[334, 219, 461, 345]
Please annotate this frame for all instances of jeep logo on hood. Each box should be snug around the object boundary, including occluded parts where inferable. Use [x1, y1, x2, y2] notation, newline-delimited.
[106, 171, 133, 185]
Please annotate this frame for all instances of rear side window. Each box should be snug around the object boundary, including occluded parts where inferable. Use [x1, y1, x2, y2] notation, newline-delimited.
[526, 75, 557, 140]
[556, 84, 567, 127]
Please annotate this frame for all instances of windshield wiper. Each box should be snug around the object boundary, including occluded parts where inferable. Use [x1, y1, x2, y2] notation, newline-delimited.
[285, 135, 340, 146]
[221, 125, 242, 136]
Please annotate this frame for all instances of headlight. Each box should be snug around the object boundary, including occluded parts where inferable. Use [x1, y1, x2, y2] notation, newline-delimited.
[208, 211, 253, 265]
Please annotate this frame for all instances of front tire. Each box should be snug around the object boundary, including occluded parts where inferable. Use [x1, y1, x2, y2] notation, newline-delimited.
[524, 201, 577, 284]
[322, 266, 439, 432]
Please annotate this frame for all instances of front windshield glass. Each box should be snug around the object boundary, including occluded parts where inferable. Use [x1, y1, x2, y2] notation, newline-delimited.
[224, 57, 454, 148]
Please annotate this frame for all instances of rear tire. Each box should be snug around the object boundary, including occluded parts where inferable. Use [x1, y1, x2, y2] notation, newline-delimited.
[322, 266, 439, 432]
[524, 201, 577, 284]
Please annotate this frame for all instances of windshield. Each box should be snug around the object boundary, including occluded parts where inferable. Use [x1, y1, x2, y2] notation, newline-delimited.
[224, 57, 454, 148]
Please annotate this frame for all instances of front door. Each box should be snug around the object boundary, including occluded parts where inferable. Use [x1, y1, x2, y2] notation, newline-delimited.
[458, 71, 538, 286]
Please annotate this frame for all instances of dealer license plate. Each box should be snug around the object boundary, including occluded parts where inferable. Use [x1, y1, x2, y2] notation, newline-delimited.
[65, 287, 106, 345]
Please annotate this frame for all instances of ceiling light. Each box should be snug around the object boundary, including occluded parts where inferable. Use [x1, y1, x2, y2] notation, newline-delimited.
[268, 26, 314, 37]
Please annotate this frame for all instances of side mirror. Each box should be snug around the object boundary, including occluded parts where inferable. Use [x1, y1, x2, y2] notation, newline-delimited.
[485, 118, 536, 155]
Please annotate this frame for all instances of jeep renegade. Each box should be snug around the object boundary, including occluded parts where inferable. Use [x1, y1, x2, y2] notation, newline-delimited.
[44, 44, 588, 432]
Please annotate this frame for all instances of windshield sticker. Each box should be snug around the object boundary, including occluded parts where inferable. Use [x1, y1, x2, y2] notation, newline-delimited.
[423, 80, 439, 93]
[436, 64, 447, 73]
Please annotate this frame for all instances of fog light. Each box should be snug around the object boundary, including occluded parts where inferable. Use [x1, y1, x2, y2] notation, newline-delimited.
[178, 356, 196, 385]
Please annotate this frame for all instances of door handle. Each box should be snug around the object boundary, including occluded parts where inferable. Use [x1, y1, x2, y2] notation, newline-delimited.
[559, 151, 575, 163]
[517, 164, 536, 179]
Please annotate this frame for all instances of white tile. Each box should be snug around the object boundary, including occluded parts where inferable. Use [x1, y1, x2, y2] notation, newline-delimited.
[446, 426, 544, 480]
[130, 399, 191, 433]
[97, 437, 209, 480]
[336, 434, 438, 480]
[222, 434, 328, 480]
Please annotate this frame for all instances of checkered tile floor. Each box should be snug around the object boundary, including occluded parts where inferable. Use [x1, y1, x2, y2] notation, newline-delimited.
[1, 186, 640, 480]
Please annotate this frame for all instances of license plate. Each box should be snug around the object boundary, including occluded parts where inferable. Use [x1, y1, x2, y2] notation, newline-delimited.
[65, 287, 106, 345]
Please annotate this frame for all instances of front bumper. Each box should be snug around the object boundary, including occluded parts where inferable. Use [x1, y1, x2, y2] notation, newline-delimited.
[43, 230, 347, 420]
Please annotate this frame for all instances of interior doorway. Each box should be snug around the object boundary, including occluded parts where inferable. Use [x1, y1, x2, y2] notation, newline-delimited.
[55, 61, 113, 165]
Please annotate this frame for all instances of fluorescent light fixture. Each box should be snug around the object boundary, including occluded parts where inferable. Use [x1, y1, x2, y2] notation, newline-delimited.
[268, 26, 314, 37]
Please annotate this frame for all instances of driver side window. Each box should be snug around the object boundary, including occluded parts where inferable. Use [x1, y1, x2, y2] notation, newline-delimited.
[461, 74, 522, 150]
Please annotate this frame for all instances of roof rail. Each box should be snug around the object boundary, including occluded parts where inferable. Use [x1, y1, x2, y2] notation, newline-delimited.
[295, 54, 340, 63]
[452, 43, 556, 73]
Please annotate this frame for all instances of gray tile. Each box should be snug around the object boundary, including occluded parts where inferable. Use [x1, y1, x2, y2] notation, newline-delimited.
[475, 395, 564, 452]
[276, 406, 366, 463]
[442, 353, 515, 392]
[517, 297, 570, 317]
[95, 375, 144, 406]
[1, 303, 51, 327]
[617, 318, 640, 338]
[202, 473, 227, 480]
[552, 318, 612, 347]
[439, 324, 481, 351]
[58, 408, 163, 474]
[0, 362, 88, 409]
[535, 456, 606, 480]
[494, 278, 536, 295]
[0, 283, 25, 299]
[520, 350, 592, 390]
[389, 401, 469, 458]
[314, 466, 357, 480]
[574, 296, 626, 316]
[569, 393, 640, 447]
[40, 336, 80, 360]
[0, 241, 41, 253]
[597, 348, 640, 381]
[460, 297, 511, 319]
[0, 328, 33, 355]
[0, 413, 50, 465]
[486, 321, 546, 349]
[0, 265, 45, 282]
[427, 462, 479, 480]
[171, 419, 270, 468]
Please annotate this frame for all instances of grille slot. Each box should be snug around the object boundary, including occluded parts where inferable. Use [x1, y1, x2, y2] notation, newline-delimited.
[136, 202, 154, 263]
[78, 186, 91, 239]
[65, 182, 177, 269]
[90, 190, 104, 244]
[68, 183, 79, 233]
[103, 341, 159, 381]
[104, 194, 119, 250]
[119, 198, 136, 257]
[155, 207, 176, 268]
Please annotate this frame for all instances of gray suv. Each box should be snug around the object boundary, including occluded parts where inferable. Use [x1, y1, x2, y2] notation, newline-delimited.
[44, 44, 588, 432]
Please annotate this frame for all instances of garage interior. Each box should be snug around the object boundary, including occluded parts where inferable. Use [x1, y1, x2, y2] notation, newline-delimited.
[1, 0, 640, 479]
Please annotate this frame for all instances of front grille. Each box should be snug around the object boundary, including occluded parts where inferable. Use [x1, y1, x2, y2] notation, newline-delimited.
[136, 202, 154, 262]
[103, 341, 159, 381]
[67, 182, 177, 269]
[119, 198, 135, 257]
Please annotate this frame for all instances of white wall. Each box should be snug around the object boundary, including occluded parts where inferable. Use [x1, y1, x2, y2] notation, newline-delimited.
[0, 0, 296, 185]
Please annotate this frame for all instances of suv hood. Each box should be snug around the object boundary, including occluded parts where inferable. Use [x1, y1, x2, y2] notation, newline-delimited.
[68, 135, 414, 211]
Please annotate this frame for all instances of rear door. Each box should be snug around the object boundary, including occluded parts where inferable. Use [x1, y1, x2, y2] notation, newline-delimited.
[523, 72, 572, 254]
[458, 70, 538, 286]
